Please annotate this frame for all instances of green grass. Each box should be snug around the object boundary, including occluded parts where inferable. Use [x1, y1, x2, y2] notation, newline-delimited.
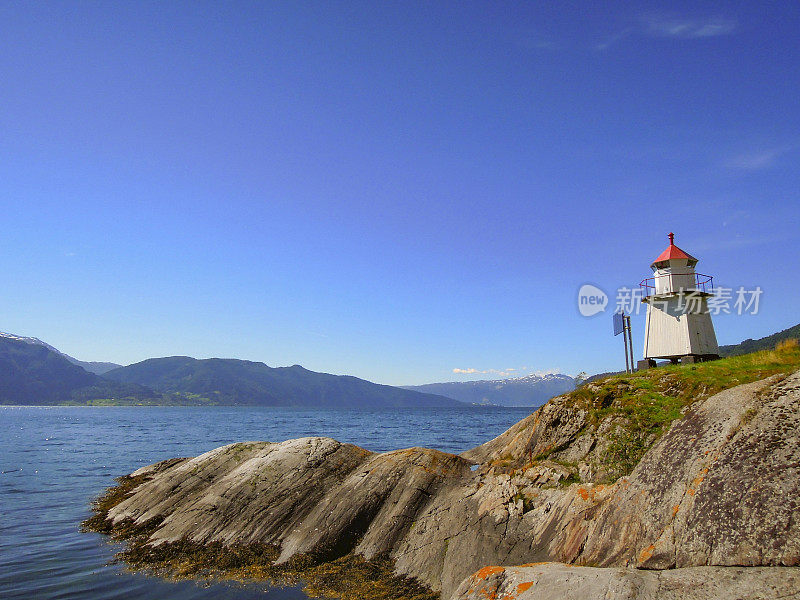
[551, 340, 800, 482]
[558, 472, 580, 488]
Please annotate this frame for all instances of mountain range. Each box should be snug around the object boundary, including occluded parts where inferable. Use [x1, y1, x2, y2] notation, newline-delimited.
[4, 321, 796, 408]
[0, 333, 458, 407]
[0, 335, 155, 405]
[403, 373, 575, 407]
[103, 356, 459, 408]
[0, 332, 121, 374]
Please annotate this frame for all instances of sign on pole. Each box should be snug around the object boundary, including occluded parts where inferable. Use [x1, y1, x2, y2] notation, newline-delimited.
[613, 312, 631, 373]
[613, 312, 624, 336]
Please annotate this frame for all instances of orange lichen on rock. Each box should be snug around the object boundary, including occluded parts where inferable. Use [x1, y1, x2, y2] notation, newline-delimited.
[473, 566, 505, 581]
[517, 581, 534, 593]
[691, 467, 709, 489]
[576, 485, 607, 503]
[638, 544, 655, 563]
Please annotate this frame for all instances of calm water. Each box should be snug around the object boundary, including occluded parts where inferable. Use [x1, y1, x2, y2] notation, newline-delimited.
[0, 405, 532, 600]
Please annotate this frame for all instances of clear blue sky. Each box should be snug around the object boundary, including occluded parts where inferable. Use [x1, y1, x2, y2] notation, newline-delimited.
[1, 2, 798, 385]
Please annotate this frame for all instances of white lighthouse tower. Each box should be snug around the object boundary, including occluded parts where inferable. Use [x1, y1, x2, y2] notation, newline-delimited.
[639, 233, 720, 368]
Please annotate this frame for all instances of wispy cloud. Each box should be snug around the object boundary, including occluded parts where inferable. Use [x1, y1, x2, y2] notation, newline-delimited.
[725, 146, 794, 171]
[597, 14, 736, 50]
[721, 209, 749, 228]
[643, 15, 737, 38]
[518, 38, 557, 51]
[511, 32, 558, 52]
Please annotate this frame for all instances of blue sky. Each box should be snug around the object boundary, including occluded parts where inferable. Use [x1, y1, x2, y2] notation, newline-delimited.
[1, 2, 798, 385]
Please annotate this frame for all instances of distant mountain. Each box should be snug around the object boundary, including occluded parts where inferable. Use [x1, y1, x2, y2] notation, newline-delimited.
[104, 356, 462, 408]
[403, 373, 575, 407]
[719, 323, 800, 357]
[0, 336, 156, 405]
[0, 332, 122, 374]
[0, 331, 461, 407]
[66, 358, 122, 375]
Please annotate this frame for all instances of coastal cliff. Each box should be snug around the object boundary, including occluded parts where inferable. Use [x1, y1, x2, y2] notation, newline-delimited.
[85, 349, 800, 600]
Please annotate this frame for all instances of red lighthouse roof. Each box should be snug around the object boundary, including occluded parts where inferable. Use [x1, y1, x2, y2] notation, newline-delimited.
[651, 232, 697, 267]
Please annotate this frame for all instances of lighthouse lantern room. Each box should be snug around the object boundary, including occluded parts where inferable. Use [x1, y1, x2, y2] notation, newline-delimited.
[639, 233, 720, 368]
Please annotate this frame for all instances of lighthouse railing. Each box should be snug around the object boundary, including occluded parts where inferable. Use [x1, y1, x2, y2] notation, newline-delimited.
[639, 272, 714, 297]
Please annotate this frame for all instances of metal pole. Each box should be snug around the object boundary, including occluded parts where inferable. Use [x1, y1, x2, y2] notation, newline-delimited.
[622, 316, 631, 373]
[626, 316, 635, 372]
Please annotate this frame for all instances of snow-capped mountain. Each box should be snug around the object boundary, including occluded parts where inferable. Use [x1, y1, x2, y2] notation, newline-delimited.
[0, 331, 122, 375]
[0, 331, 48, 345]
[402, 373, 575, 407]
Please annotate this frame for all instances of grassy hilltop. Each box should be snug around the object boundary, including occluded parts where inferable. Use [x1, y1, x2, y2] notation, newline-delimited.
[567, 338, 800, 480]
[476, 339, 800, 484]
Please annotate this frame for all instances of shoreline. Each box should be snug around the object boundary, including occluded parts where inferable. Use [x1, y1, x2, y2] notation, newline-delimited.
[82, 472, 438, 600]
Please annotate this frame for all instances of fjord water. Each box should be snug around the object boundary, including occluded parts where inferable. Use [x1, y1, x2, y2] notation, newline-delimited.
[0, 405, 532, 600]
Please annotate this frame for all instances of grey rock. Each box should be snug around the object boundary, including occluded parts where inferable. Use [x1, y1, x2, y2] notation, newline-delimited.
[452, 563, 800, 600]
[97, 370, 800, 600]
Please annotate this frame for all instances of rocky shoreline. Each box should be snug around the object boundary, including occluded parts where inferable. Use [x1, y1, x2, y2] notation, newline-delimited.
[84, 370, 800, 599]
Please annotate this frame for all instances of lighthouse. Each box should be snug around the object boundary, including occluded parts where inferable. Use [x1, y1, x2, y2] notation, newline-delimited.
[639, 233, 720, 368]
